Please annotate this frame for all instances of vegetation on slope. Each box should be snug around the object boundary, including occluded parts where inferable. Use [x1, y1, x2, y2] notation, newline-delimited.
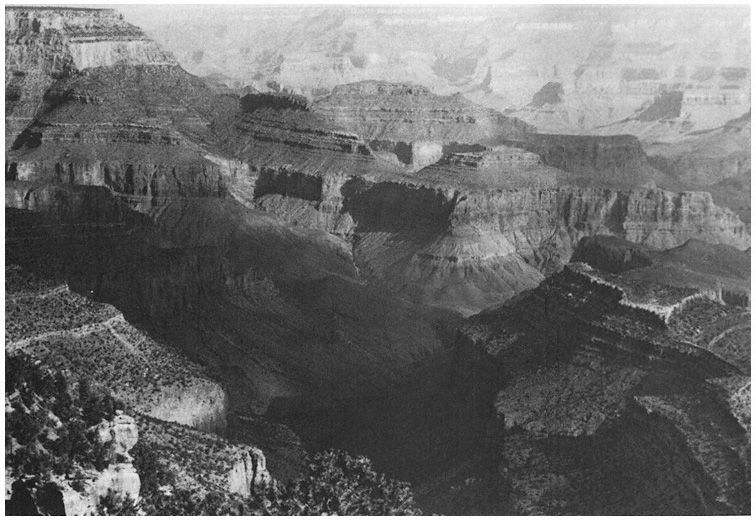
[6, 353, 122, 514]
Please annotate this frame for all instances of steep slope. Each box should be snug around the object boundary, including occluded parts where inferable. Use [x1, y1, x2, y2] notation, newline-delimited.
[6, 6, 238, 203]
[5, 6, 175, 151]
[455, 265, 750, 514]
[6, 264, 228, 433]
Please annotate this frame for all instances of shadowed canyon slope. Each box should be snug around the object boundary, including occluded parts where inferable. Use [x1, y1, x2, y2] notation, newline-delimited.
[5, 5, 751, 516]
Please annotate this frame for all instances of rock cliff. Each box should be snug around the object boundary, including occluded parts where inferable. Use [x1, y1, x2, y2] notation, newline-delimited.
[5, 6, 175, 151]
[205, 91, 749, 315]
[313, 81, 534, 170]
[6, 6, 238, 201]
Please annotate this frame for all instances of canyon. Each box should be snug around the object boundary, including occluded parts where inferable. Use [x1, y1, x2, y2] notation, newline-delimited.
[4, 5, 751, 516]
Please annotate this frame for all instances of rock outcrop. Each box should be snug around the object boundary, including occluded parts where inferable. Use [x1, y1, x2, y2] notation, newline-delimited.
[227, 448, 272, 497]
[95, 412, 141, 503]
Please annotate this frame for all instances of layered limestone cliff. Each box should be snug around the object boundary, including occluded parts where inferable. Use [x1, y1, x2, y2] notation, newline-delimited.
[214, 109, 749, 316]
[313, 81, 534, 170]
[6, 6, 236, 200]
[510, 133, 666, 188]
[203, 91, 750, 315]
[5, 6, 175, 150]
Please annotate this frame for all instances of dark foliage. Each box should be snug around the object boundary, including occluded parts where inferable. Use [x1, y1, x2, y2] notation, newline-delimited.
[6, 353, 122, 481]
[257, 449, 421, 515]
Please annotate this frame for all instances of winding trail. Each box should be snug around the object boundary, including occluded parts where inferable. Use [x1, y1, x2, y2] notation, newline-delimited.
[707, 323, 751, 350]
[6, 316, 121, 352]
[106, 315, 140, 355]
[7, 284, 69, 301]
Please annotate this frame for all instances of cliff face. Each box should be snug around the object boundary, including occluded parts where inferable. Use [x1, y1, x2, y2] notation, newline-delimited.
[313, 81, 534, 171]
[512, 133, 665, 188]
[6, 6, 237, 200]
[5, 7, 175, 150]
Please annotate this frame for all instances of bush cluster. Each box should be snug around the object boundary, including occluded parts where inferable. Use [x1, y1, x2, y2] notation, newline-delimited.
[6, 353, 122, 480]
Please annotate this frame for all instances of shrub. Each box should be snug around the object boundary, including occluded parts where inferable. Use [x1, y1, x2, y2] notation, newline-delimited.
[256, 449, 421, 515]
[97, 489, 140, 516]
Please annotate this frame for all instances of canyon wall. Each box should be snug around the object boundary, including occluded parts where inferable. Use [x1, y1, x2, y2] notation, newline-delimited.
[5, 6, 175, 150]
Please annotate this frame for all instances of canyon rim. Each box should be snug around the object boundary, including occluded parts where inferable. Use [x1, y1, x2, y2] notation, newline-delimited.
[4, 3, 751, 516]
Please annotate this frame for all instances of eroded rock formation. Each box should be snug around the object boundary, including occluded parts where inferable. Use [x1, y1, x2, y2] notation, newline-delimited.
[313, 81, 534, 170]
[5, 6, 175, 150]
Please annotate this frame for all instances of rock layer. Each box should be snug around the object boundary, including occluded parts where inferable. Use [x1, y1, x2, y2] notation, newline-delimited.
[313, 81, 534, 170]
[5, 6, 175, 150]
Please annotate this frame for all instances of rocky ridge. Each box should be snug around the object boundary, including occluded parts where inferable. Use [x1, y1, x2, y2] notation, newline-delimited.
[206, 87, 750, 315]
[457, 263, 750, 514]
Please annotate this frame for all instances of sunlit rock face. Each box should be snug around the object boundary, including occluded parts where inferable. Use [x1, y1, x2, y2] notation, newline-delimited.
[5, 6, 175, 150]
[5, 6, 237, 202]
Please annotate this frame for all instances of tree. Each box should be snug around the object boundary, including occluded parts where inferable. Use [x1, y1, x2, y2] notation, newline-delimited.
[97, 490, 140, 516]
[256, 450, 421, 515]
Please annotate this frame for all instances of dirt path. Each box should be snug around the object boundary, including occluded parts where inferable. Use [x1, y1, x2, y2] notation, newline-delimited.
[6, 316, 121, 352]
[707, 323, 751, 350]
